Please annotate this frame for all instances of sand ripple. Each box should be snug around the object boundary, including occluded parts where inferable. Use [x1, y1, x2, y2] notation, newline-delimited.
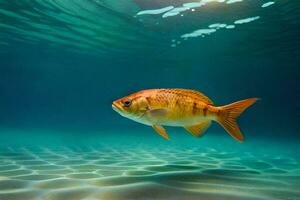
[0, 147, 299, 200]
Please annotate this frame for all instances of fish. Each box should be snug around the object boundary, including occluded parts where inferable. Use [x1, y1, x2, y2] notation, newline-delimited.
[112, 89, 258, 142]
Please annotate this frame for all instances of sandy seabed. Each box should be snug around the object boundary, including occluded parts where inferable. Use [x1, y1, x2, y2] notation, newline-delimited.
[0, 143, 299, 200]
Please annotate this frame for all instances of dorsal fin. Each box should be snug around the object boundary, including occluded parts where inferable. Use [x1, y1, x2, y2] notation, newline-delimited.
[173, 89, 214, 105]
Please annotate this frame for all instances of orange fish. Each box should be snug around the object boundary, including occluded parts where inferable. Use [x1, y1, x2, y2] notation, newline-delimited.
[112, 89, 258, 142]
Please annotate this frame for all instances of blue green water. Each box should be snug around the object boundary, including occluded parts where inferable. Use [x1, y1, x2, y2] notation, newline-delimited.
[0, 0, 299, 199]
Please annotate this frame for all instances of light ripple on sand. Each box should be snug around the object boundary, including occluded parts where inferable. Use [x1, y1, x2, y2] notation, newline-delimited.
[34, 179, 83, 189]
[14, 174, 61, 181]
[0, 179, 29, 190]
[0, 165, 21, 171]
[42, 188, 93, 200]
[0, 147, 299, 200]
[67, 173, 101, 179]
[25, 164, 66, 170]
[0, 169, 32, 177]
[99, 182, 270, 200]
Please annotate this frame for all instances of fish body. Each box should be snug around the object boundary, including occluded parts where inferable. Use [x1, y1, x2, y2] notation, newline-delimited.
[112, 89, 257, 142]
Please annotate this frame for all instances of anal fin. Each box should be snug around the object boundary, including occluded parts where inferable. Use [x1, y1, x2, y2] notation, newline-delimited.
[184, 120, 211, 138]
[152, 125, 170, 140]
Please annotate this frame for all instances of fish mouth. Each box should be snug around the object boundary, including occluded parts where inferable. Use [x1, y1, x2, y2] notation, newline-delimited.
[112, 101, 123, 112]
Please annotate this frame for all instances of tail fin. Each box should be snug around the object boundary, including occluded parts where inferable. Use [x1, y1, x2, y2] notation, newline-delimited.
[216, 98, 258, 142]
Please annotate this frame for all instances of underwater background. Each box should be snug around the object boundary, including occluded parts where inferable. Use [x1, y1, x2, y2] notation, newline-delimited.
[0, 0, 299, 200]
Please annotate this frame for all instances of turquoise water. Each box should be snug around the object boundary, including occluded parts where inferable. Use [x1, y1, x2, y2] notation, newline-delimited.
[0, 0, 299, 199]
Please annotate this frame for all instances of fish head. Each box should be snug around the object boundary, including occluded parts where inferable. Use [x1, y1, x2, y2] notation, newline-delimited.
[112, 94, 148, 120]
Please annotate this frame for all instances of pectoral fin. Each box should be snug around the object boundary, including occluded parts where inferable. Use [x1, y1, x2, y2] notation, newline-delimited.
[184, 120, 211, 138]
[152, 125, 170, 140]
[147, 108, 168, 117]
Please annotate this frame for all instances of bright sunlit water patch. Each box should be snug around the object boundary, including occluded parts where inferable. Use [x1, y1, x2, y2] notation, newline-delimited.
[162, 7, 190, 18]
[225, 25, 235, 29]
[137, 0, 227, 19]
[262, 1, 275, 8]
[208, 23, 227, 29]
[181, 29, 217, 39]
[179, 15, 259, 41]
[226, 0, 243, 4]
[136, 6, 174, 16]
[234, 16, 261, 24]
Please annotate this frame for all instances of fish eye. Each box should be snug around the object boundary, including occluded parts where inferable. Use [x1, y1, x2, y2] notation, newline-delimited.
[123, 99, 132, 107]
